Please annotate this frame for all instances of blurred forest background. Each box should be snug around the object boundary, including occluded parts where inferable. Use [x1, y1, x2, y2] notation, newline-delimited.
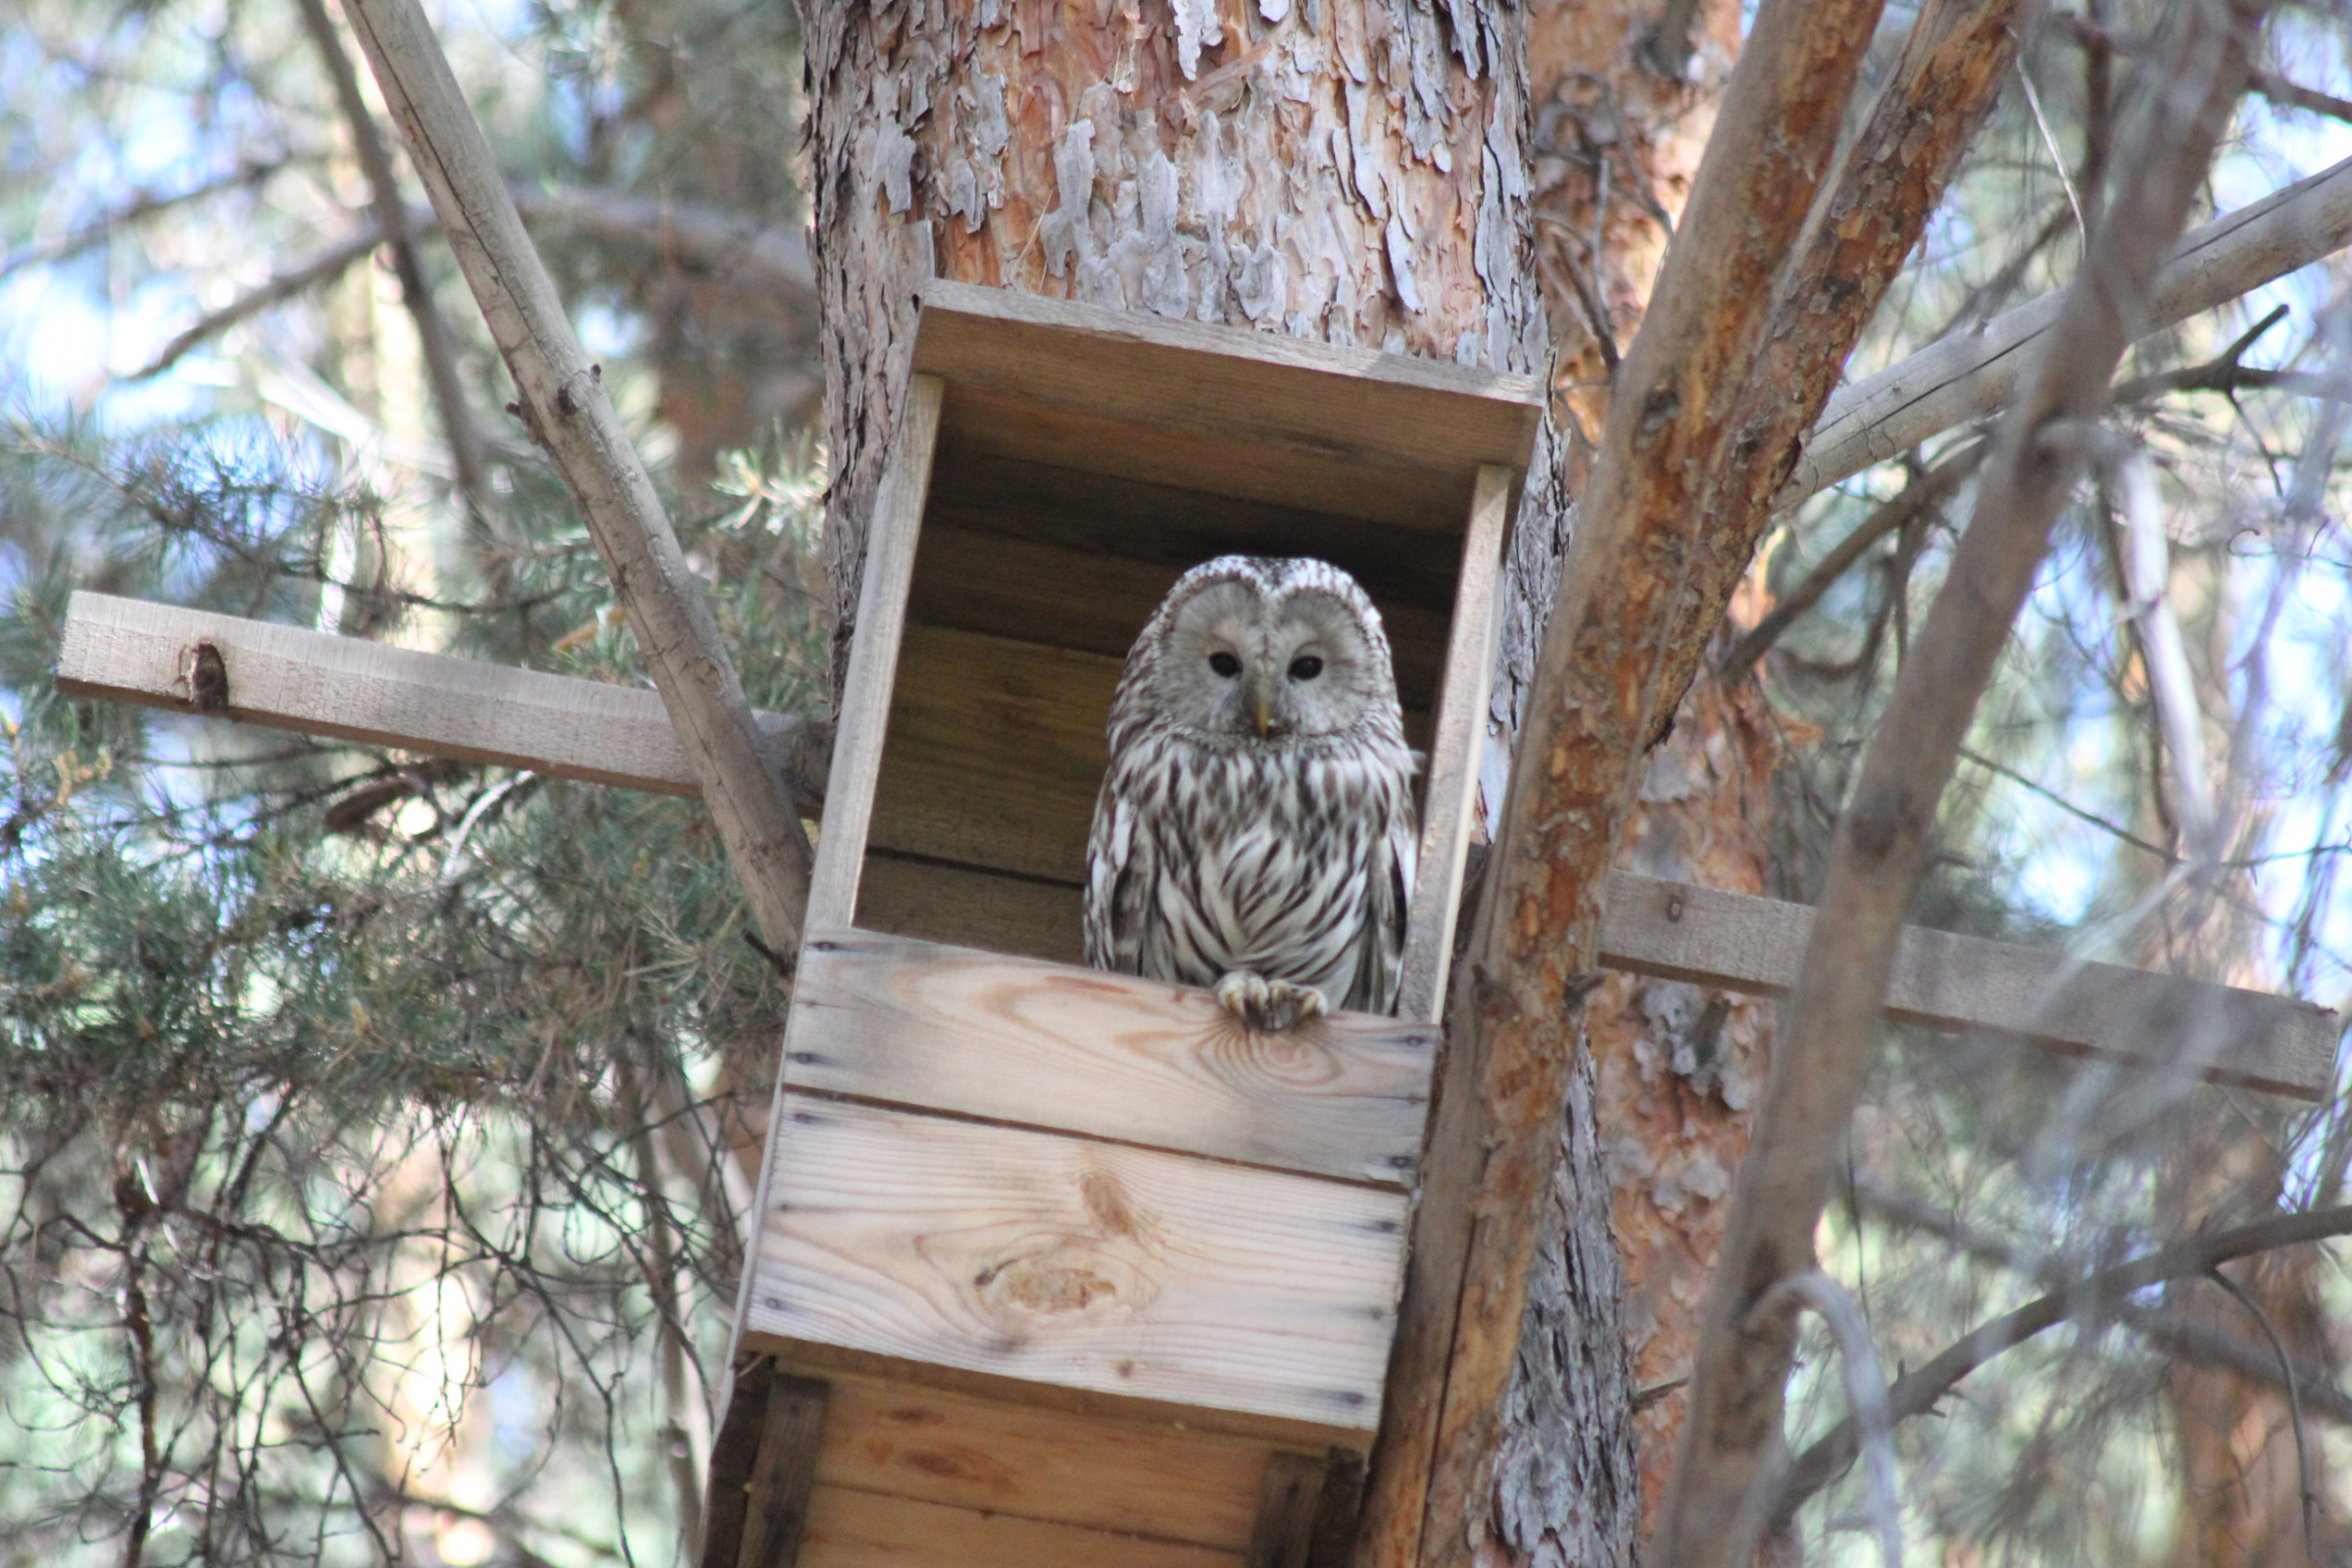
[3, 1, 2352, 1566]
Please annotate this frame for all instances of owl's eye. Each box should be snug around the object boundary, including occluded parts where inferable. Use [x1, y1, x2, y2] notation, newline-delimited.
[1208, 652, 1243, 678]
[1289, 655, 1324, 681]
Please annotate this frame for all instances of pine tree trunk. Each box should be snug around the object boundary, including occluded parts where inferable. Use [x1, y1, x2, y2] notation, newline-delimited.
[802, 0, 1547, 689]
[1488, 5, 1758, 1555]
[800, 4, 1743, 1561]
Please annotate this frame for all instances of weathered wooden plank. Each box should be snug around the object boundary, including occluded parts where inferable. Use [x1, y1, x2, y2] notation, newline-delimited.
[812, 1374, 1269, 1548]
[798, 1484, 1242, 1568]
[785, 928, 1436, 1187]
[912, 281, 1544, 521]
[805, 373, 943, 928]
[1396, 465, 1511, 1024]
[741, 1096, 1404, 1446]
[936, 382, 1480, 537]
[54, 590, 826, 800]
[908, 519, 1454, 710]
[738, 1373, 828, 1568]
[1247, 1452, 1326, 1568]
[867, 623, 1117, 886]
[854, 854, 1085, 965]
[700, 1357, 775, 1568]
[1597, 872, 2337, 1099]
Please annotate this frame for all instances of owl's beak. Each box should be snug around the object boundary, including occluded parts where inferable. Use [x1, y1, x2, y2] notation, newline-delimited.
[1253, 700, 1273, 738]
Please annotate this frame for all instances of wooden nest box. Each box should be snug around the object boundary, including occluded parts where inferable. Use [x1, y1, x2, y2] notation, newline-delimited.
[713, 282, 1542, 1567]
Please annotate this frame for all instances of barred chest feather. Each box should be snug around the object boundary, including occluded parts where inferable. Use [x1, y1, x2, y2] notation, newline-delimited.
[1088, 723, 1418, 1012]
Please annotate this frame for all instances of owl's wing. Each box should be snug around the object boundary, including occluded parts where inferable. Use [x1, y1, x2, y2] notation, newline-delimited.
[1356, 777, 1420, 1014]
[1083, 773, 1153, 975]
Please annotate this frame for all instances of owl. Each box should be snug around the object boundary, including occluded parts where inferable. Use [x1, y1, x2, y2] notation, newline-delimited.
[1084, 556, 1420, 1030]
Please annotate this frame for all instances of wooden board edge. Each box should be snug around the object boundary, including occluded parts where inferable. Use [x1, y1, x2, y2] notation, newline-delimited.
[806, 373, 944, 929]
[912, 281, 1546, 417]
[741, 1333, 1382, 1454]
[1595, 871, 2338, 1101]
[786, 924, 1436, 1187]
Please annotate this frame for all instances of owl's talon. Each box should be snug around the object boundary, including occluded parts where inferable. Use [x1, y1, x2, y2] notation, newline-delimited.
[1215, 971, 1326, 1031]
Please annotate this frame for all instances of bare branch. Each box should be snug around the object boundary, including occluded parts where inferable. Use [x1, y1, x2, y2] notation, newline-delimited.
[128, 224, 394, 380]
[1720, 440, 1985, 682]
[1795, 154, 2352, 505]
[1650, 7, 2272, 1562]
[1854, 1180, 2352, 1425]
[2060, 14, 2352, 124]
[122, 186, 804, 384]
[1749, 1272, 1904, 1568]
[2204, 1266, 2324, 1558]
[341, 0, 814, 956]
[295, 0, 493, 522]
[509, 187, 814, 301]
[1773, 1202, 2352, 1521]
[1369, 0, 2037, 1554]
[0, 158, 285, 282]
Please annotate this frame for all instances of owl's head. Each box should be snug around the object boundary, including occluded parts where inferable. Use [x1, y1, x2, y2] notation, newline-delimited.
[1138, 556, 1400, 745]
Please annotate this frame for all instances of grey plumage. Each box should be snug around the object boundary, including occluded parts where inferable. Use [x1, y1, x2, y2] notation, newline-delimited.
[1084, 555, 1419, 1022]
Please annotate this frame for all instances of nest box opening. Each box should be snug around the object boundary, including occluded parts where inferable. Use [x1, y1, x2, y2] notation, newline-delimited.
[838, 282, 1544, 1019]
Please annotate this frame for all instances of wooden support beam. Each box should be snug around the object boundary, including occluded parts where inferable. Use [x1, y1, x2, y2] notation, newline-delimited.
[57, 592, 2334, 1100]
[54, 591, 830, 803]
[1248, 1452, 1327, 1568]
[1596, 873, 2336, 1100]
[738, 1371, 827, 1568]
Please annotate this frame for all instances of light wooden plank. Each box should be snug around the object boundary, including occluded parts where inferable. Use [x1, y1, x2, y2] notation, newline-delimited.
[911, 282, 1544, 513]
[742, 1097, 1404, 1446]
[785, 928, 1436, 1187]
[1245, 1452, 1325, 1568]
[854, 855, 1085, 966]
[1596, 872, 2338, 1100]
[798, 1484, 1242, 1568]
[812, 1374, 1269, 1548]
[739, 1373, 828, 1568]
[807, 374, 943, 928]
[54, 590, 825, 800]
[1395, 465, 1512, 1023]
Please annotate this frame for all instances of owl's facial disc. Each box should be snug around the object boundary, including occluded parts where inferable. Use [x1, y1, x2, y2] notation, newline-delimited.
[1157, 578, 1383, 743]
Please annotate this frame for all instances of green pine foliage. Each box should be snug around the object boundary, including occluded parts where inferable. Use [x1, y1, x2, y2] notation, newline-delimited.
[1, 408, 827, 1563]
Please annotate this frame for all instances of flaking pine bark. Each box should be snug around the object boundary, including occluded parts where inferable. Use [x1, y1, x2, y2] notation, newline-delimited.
[798, 5, 1676, 1562]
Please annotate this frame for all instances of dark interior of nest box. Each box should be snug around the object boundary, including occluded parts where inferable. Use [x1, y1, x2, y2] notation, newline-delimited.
[852, 285, 1541, 970]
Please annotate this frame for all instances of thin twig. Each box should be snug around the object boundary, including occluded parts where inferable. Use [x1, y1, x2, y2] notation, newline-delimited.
[1750, 1272, 1905, 1568]
[295, 0, 493, 523]
[1721, 441, 1984, 682]
[1771, 1202, 2352, 1521]
[0, 158, 286, 281]
[129, 224, 395, 380]
[2205, 1267, 2323, 1560]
